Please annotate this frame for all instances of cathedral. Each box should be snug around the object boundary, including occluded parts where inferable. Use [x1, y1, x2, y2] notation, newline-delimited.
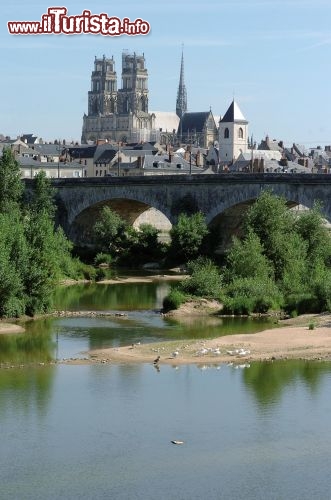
[81, 52, 157, 144]
[81, 51, 248, 161]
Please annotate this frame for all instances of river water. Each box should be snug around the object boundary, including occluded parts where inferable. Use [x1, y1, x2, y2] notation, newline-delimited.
[1, 281, 331, 499]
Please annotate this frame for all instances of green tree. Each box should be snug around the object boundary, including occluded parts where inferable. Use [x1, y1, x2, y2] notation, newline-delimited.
[29, 170, 56, 218]
[179, 257, 223, 297]
[244, 190, 294, 281]
[169, 212, 209, 262]
[125, 224, 165, 263]
[0, 148, 23, 213]
[225, 230, 273, 281]
[93, 206, 128, 255]
[0, 211, 27, 317]
[294, 203, 331, 267]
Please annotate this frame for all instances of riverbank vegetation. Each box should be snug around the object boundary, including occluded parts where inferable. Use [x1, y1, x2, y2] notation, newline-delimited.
[0, 149, 94, 318]
[163, 191, 331, 317]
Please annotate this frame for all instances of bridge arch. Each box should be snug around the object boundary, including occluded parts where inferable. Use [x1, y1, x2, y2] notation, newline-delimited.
[67, 196, 172, 246]
[205, 183, 331, 226]
[207, 186, 331, 254]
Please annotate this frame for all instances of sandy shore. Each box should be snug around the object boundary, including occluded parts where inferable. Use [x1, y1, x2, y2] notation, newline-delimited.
[0, 322, 25, 335]
[60, 274, 187, 286]
[87, 313, 331, 365]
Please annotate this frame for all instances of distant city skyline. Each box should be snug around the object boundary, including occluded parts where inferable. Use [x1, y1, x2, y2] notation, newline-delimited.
[1, 0, 331, 147]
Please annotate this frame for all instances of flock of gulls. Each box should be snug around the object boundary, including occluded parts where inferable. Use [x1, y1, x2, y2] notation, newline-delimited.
[152, 345, 251, 369]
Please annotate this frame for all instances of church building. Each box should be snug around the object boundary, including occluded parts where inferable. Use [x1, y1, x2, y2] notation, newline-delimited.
[81, 53, 156, 144]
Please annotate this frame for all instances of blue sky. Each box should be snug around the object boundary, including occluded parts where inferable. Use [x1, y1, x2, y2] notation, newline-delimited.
[1, 0, 331, 147]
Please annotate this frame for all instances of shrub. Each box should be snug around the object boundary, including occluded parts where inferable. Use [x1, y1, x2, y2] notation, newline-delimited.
[223, 276, 283, 315]
[222, 295, 255, 315]
[95, 267, 107, 282]
[178, 257, 223, 298]
[94, 253, 112, 266]
[162, 288, 187, 312]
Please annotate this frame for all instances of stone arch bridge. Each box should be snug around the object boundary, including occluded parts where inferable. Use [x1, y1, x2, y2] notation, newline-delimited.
[24, 173, 331, 249]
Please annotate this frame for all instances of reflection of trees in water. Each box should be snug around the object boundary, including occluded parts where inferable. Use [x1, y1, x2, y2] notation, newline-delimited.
[0, 317, 56, 416]
[243, 360, 331, 406]
[0, 364, 56, 417]
[53, 283, 162, 311]
[0, 318, 54, 364]
[164, 316, 274, 340]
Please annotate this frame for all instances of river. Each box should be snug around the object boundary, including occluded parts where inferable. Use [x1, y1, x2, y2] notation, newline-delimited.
[1, 280, 331, 499]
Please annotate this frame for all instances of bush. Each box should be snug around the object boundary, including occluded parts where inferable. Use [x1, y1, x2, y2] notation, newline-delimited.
[94, 253, 112, 266]
[162, 288, 188, 312]
[285, 294, 323, 315]
[222, 295, 255, 315]
[178, 257, 223, 298]
[95, 267, 107, 282]
[223, 277, 283, 315]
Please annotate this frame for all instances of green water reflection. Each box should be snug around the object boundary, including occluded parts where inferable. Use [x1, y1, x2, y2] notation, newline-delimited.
[0, 364, 55, 417]
[0, 318, 55, 365]
[52, 281, 170, 311]
[243, 359, 331, 406]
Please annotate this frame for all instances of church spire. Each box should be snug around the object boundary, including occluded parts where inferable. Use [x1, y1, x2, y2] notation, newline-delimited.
[176, 47, 187, 119]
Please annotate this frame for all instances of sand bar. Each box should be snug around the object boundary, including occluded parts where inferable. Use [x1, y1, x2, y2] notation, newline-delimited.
[86, 314, 331, 365]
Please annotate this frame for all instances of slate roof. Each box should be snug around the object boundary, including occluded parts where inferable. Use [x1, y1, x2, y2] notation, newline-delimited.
[143, 153, 203, 173]
[20, 134, 39, 144]
[230, 158, 311, 173]
[220, 100, 247, 123]
[33, 143, 64, 156]
[94, 145, 117, 164]
[178, 112, 210, 133]
[67, 145, 97, 159]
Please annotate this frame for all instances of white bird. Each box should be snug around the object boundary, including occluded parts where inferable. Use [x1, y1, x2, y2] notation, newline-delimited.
[172, 351, 179, 358]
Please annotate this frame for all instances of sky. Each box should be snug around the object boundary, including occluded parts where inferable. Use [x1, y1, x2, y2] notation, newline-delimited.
[1, 0, 331, 147]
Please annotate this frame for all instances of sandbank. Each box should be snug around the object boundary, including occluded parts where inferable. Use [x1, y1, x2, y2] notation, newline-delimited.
[0, 322, 25, 335]
[87, 313, 331, 365]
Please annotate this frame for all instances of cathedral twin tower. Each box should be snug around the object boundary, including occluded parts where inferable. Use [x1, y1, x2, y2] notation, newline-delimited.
[81, 52, 156, 144]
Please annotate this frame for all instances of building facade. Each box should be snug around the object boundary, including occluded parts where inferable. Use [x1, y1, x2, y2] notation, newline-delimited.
[81, 53, 156, 144]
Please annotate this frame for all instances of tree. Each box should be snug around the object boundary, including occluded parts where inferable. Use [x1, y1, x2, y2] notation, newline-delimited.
[125, 224, 164, 262]
[169, 212, 209, 262]
[225, 230, 273, 282]
[294, 203, 331, 267]
[0, 211, 27, 317]
[0, 148, 23, 213]
[93, 206, 128, 255]
[244, 190, 294, 281]
[29, 171, 56, 218]
[179, 257, 223, 298]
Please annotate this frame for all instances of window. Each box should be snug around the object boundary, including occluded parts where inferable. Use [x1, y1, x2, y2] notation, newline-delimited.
[224, 128, 229, 139]
[238, 127, 243, 139]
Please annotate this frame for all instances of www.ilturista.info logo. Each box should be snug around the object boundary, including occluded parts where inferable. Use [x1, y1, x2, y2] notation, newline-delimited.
[7, 7, 150, 36]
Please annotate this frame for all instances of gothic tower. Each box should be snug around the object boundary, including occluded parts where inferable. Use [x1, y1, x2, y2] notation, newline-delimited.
[82, 52, 155, 144]
[88, 55, 117, 116]
[176, 49, 187, 119]
[117, 52, 149, 115]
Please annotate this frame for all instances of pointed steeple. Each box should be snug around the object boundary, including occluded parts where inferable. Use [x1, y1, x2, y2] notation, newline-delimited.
[220, 99, 247, 123]
[176, 48, 187, 119]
